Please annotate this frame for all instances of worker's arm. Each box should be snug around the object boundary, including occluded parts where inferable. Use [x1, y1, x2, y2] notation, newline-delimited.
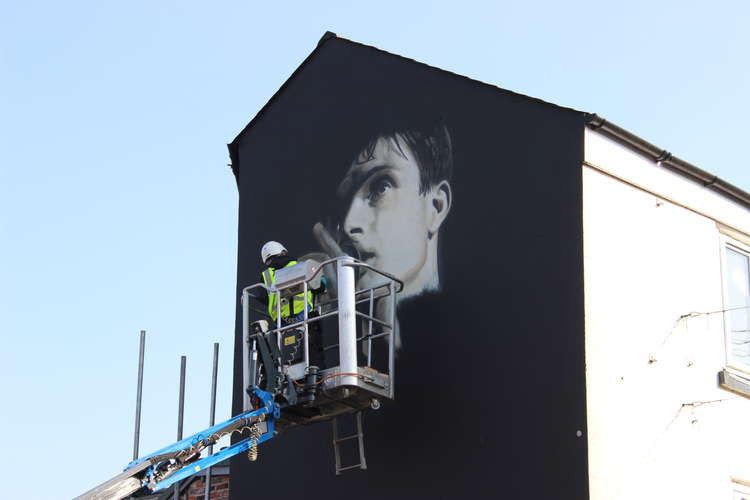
[249, 286, 269, 307]
[312, 222, 346, 299]
[312, 276, 328, 295]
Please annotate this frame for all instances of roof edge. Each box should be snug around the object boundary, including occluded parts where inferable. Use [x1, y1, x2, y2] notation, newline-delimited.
[228, 31, 587, 184]
[333, 35, 584, 117]
[585, 113, 750, 210]
[227, 31, 340, 183]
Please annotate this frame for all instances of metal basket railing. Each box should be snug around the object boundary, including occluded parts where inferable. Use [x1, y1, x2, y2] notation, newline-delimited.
[241, 256, 402, 411]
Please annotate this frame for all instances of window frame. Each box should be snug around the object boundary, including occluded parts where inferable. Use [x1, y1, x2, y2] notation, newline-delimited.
[720, 233, 750, 377]
[733, 480, 750, 500]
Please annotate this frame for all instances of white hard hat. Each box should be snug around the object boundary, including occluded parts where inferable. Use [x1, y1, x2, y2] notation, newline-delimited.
[261, 241, 287, 264]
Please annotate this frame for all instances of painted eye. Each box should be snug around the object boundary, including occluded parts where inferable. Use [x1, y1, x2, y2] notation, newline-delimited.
[367, 177, 393, 203]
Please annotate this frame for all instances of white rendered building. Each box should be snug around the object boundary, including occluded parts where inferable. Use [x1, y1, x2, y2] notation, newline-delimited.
[583, 117, 750, 500]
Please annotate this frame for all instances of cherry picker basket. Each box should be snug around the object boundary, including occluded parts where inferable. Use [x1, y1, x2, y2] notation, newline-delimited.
[241, 256, 402, 431]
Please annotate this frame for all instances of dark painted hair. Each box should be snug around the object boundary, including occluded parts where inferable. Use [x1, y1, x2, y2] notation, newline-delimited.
[355, 120, 453, 194]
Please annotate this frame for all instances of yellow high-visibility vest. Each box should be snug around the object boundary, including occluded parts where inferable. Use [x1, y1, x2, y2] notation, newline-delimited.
[261, 260, 314, 321]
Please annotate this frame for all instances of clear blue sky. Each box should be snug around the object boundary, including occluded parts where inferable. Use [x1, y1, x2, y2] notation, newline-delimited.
[1, 1, 748, 498]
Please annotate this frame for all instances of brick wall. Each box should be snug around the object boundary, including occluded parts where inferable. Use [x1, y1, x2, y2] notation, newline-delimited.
[183, 474, 229, 500]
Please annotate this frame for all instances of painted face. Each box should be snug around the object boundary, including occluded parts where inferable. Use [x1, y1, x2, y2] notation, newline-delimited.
[338, 136, 432, 292]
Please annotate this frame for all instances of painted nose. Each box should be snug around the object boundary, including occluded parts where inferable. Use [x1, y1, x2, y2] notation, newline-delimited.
[343, 196, 372, 239]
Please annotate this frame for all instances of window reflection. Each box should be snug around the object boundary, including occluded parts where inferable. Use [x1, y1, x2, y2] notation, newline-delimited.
[727, 247, 750, 366]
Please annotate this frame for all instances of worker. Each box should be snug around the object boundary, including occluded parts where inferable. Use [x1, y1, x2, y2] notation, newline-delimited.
[260, 241, 316, 323]
[260, 241, 325, 367]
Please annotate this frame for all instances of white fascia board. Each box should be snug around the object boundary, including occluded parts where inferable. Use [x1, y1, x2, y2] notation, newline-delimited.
[585, 128, 750, 235]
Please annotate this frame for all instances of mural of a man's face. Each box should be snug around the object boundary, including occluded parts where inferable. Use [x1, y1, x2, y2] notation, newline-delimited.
[337, 135, 452, 298]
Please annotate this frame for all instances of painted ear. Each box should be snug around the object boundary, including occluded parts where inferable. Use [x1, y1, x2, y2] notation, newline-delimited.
[427, 180, 452, 239]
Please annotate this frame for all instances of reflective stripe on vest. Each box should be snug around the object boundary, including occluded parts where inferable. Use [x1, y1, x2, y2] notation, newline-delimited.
[261, 261, 313, 321]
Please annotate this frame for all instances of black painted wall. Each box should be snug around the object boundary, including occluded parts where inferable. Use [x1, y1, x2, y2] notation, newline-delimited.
[229, 35, 587, 499]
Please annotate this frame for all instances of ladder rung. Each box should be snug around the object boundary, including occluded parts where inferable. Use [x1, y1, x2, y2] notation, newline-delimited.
[331, 412, 367, 475]
[334, 434, 361, 443]
[337, 464, 364, 472]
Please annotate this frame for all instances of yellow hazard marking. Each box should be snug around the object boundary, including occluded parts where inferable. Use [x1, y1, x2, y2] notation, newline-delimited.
[284, 336, 296, 346]
[195, 465, 201, 472]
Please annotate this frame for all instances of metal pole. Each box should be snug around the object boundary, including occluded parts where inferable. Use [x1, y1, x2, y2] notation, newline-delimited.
[337, 257, 357, 386]
[174, 356, 186, 500]
[303, 281, 309, 367]
[389, 281, 396, 400]
[241, 290, 251, 412]
[177, 356, 186, 439]
[132, 330, 146, 461]
[204, 343, 219, 500]
[367, 289, 374, 366]
[276, 289, 282, 350]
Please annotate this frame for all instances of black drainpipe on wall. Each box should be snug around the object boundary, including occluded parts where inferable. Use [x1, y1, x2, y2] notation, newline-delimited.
[585, 113, 750, 211]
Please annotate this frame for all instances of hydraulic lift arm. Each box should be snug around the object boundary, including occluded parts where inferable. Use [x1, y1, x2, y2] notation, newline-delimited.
[75, 388, 279, 500]
[77, 256, 402, 499]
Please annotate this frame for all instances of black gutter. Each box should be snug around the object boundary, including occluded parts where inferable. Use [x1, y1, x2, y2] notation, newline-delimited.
[585, 113, 750, 210]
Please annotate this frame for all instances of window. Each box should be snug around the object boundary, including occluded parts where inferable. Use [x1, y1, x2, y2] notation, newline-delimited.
[734, 483, 750, 500]
[725, 243, 750, 372]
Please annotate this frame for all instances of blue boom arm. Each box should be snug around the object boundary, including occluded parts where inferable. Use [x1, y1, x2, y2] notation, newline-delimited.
[129, 388, 279, 493]
[75, 389, 278, 499]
